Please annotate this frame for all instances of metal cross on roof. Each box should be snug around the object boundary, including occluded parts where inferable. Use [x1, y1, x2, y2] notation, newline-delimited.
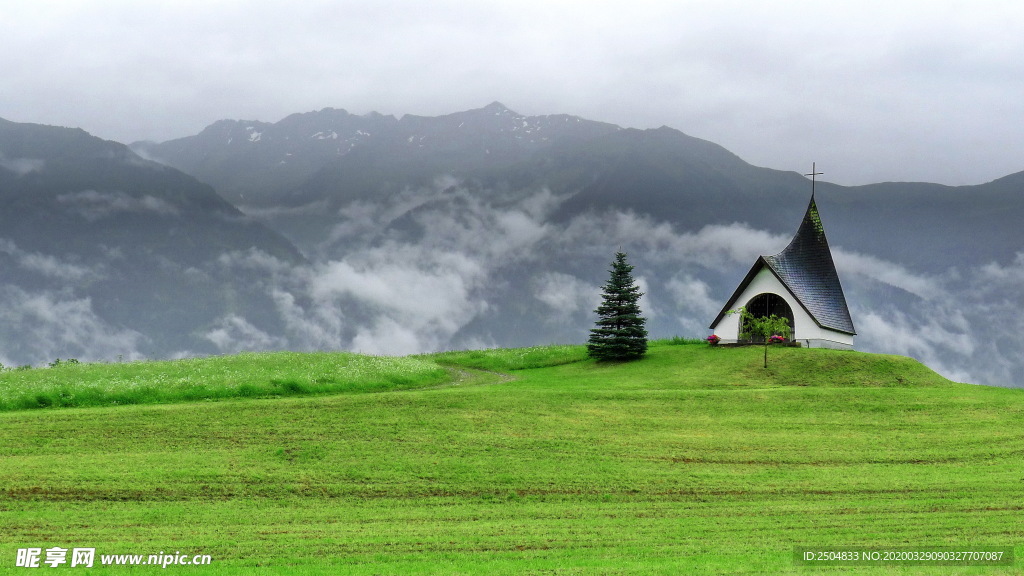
[805, 162, 823, 199]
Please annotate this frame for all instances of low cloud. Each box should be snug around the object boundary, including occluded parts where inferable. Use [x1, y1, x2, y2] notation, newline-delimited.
[838, 249, 1024, 387]
[0, 155, 44, 176]
[854, 306, 976, 384]
[350, 318, 429, 356]
[0, 285, 144, 366]
[304, 248, 489, 355]
[217, 247, 297, 277]
[533, 272, 597, 317]
[18, 253, 95, 282]
[238, 200, 331, 220]
[311, 255, 484, 322]
[978, 252, 1024, 284]
[269, 287, 344, 350]
[560, 212, 790, 269]
[666, 274, 722, 335]
[205, 315, 286, 354]
[57, 190, 180, 221]
[833, 249, 943, 299]
[0, 238, 99, 282]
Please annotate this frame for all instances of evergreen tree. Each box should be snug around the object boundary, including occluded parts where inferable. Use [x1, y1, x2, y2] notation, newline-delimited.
[587, 251, 648, 361]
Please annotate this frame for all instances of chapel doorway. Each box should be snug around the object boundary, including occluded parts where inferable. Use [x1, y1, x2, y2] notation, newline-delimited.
[741, 293, 795, 343]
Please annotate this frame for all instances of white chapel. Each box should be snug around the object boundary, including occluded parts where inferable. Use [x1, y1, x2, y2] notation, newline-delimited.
[709, 180, 856, 350]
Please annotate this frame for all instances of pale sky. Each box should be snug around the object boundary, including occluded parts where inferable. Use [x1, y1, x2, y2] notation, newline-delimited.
[3, 0, 1022, 186]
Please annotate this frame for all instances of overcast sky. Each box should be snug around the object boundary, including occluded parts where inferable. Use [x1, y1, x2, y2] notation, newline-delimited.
[3, 0, 1022, 186]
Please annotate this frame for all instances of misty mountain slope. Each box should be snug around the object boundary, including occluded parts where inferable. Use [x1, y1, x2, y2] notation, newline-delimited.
[133, 102, 622, 207]
[134, 111, 396, 204]
[0, 118, 306, 363]
[139, 104, 821, 254]
[541, 126, 814, 231]
[0, 118, 302, 261]
[815, 172, 1024, 272]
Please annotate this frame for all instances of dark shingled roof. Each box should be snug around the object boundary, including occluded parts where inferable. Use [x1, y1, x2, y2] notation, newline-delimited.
[710, 197, 856, 335]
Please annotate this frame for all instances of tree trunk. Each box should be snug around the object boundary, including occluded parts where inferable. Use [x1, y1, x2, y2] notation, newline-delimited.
[764, 343, 768, 369]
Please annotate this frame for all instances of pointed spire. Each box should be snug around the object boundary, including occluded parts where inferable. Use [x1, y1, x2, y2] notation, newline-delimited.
[764, 196, 855, 334]
[709, 168, 855, 336]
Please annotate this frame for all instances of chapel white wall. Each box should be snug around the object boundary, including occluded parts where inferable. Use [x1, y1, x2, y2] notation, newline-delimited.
[710, 267, 853, 349]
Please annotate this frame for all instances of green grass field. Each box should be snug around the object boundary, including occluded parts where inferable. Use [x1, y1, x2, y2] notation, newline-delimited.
[0, 352, 449, 411]
[1, 342, 1022, 574]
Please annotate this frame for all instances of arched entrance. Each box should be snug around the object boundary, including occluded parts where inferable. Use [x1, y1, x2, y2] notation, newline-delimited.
[741, 293, 795, 343]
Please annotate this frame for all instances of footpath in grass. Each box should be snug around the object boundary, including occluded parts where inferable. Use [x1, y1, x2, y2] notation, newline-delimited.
[0, 342, 1022, 574]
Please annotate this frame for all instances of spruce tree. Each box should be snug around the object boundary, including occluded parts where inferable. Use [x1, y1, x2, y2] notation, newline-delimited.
[587, 251, 648, 361]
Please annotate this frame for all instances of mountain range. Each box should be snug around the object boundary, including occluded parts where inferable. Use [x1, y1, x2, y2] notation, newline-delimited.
[0, 104, 1020, 386]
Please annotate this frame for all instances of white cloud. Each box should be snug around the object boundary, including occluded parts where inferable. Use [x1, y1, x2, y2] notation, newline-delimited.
[833, 249, 943, 299]
[57, 190, 180, 221]
[238, 200, 331, 220]
[667, 274, 722, 335]
[217, 247, 296, 277]
[841, 250, 1024, 387]
[533, 272, 596, 316]
[0, 286, 144, 365]
[17, 253, 95, 282]
[0, 238, 99, 282]
[305, 248, 489, 353]
[0, 156, 44, 176]
[978, 252, 1024, 284]
[351, 318, 428, 356]
[560, 212, 789, 268]
[204, 315, 286, 353]
[667, 274, 719, 315]
[271, 179, 563, 354]
[854, 307, 975, 384]
[269, 288, 344, 350]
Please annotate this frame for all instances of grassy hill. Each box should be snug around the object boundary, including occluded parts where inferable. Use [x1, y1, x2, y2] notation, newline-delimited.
[0, 342, 1021, 574]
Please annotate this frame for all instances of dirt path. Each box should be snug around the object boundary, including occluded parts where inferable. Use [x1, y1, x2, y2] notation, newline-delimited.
[432, 365, 516, 389]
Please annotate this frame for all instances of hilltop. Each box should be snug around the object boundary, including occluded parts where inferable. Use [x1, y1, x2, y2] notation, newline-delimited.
[1, 343, 1021, 574]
